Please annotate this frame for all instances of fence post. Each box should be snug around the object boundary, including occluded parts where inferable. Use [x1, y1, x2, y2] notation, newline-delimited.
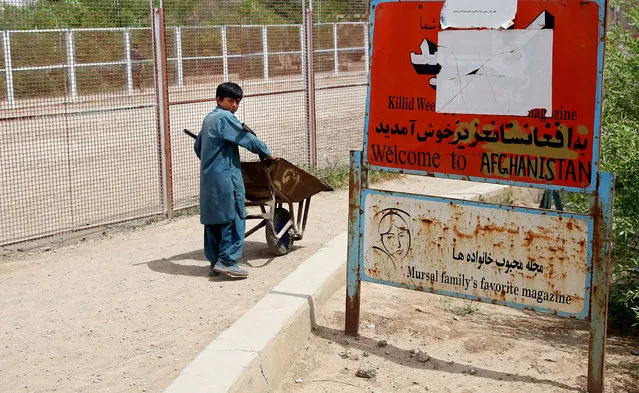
[303, 8, 317, 171]
[66, 30, 78, 102]
[333, 23, 339, 76]
[345, 150, 366, 336]
[588, 172, 615, 393]
[221, 26, 229, 82]
[363, 22, 370, 73]
[262, 25, 269, 81]
[2, 31, 15, 107]
[124, 29, 134, 96]
[175, 27, 184, 89]
[299, 25, 305, 81]
[152, 2, 174, 218]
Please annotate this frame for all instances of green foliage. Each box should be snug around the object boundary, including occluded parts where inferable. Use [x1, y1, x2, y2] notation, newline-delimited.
[316, 162, 401, 190]
[0, 0, 367, 29]
[0, 1, 152, 29]
[317, 161, 351, 190]
[564, 2, 639, 329]
[450, 302, 477, 316]
[0, 0, 364, 97]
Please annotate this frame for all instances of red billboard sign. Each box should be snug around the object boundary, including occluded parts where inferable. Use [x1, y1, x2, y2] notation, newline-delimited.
[365, 0, 603, 190]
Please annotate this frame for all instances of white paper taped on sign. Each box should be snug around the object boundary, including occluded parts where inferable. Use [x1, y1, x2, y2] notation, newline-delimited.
[435, 29, 553, 116]
[440, 0, 517, 29]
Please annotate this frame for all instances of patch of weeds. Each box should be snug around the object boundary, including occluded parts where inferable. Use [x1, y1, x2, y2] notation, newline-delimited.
[173, 205, 200, 218]
[369, 169, 402, 185]
[437, 297, 452, 309]
[316, 162, 403, 190]
[143, 215, 164, 226]
[450, 302, 478, 316]
[316, 162, 350, 190]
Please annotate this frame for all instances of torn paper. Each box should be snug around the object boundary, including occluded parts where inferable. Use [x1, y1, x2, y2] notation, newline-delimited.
[440, 0, 517, 29]
[435, 30, 553, 116]
[526, 10, 555, 30]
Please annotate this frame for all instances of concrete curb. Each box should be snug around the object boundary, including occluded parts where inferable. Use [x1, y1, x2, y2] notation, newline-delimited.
[163, 233, 348, 393]
[163, 183, 511, 393]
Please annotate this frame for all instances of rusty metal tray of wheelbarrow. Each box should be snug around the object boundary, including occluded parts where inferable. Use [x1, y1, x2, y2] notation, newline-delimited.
[241, 159, 333, 203]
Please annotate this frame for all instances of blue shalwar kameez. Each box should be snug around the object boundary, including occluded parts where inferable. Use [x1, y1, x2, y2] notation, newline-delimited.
[194, 106, 271, 268]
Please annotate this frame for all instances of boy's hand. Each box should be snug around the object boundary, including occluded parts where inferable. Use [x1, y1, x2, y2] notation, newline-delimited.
[267, 154, 278, 160]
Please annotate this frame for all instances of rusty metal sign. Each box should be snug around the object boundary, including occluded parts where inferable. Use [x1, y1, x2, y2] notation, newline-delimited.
[361, 190, 592, 317]
[363, 0, 606, 192]
[347, 0, 614, 391]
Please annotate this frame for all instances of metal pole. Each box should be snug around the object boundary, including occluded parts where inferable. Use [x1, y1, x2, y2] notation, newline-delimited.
[221, 26, 229, 82]
[363, 22, 370, 73]
[303, 9, 317, 170]
[2, 31, 15, 107]
[66, 30, 78, 102]
[175, 27, 184, 89]
[152, 3, 174, 218]
[262, 25, 269, 81]
[333, 23, 338, 76]
[345, 150, 367, 336]
[299, 25, 305, 81]
[587, 172, 615, 393]
[124, 29, 134, 96]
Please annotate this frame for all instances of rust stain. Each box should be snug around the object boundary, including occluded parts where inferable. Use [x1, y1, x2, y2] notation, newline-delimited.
[523, 230, 554, 246]
[452, 215, 481, 238]
[479, 223, 520, 235]
[453, 225, 477, 238]
[535, 225, 554, 235]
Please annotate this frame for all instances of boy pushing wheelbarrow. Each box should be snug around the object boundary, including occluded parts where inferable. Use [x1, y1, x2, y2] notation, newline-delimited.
[194, 82, 277, 279]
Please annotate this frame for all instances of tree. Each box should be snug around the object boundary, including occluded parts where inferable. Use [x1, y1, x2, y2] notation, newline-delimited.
[566, 0, 639, 329]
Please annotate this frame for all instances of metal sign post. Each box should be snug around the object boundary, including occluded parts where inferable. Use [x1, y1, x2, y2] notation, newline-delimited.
[588, 172, 615, 393]
[346, 1, 613, 391]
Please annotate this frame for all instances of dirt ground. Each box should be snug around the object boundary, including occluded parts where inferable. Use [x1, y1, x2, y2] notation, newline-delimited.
[0, 175, 352, 393]
[0, 174, 473, 393]
[2, 175, 637, 393]
[276, 282, 639, 393]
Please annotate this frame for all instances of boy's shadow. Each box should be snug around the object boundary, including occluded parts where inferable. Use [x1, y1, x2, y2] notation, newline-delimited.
[135, 241, 282, 279]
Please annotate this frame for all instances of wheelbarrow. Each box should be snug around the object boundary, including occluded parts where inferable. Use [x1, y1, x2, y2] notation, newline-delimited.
[184, 128, 333, 256]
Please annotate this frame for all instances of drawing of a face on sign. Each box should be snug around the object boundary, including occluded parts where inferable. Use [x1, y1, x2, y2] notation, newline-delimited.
[372, 208, 412, 263]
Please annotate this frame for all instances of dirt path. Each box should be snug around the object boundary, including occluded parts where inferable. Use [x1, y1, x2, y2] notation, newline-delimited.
[0, 176, 351, 393]
[4, 174, 635, 393]
[0, 174, 480, 393]
[276, 283, 639, 393]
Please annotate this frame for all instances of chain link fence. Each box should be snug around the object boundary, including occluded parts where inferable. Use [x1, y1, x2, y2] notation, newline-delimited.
[0, 0, 369, 245]
[1, 1, 163, 246]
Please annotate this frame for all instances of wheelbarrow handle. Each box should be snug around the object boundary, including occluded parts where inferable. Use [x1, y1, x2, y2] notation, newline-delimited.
[183, 129, 197, 139]
[183, 124, 255, 139]
[241, 123, 257, 136]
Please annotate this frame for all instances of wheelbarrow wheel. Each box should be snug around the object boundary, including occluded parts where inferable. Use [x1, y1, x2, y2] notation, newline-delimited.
[265, 208, 295, 256]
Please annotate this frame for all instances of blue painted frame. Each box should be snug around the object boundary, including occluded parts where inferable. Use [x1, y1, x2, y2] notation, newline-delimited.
[362, 0, 607, 194]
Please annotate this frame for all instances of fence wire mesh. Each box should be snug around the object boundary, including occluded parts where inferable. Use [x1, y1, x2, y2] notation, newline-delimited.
[164, 1, 311, 210]
[0, 0, 370, 245]
[1, 1, 162, 245]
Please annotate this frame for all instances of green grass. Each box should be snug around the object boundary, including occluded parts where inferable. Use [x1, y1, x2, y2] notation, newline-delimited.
[450, 303, 478, 316]
[316, 162, 402, 190]
[439, 298, 478, 316]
